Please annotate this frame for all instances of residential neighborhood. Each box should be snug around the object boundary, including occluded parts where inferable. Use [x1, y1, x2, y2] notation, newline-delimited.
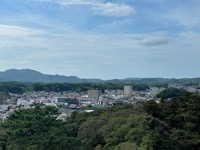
[1, 83, 200, 121]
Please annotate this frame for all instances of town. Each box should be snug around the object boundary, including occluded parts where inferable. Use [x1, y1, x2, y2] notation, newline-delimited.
[1, 83, 200, 121]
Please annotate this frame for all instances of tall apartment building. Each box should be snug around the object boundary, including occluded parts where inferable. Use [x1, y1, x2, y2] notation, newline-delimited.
[88, 90, 101, 102]
[0, 92, 4, 105]
[124, 85, 133, 96]
[150, 87, 166, 97]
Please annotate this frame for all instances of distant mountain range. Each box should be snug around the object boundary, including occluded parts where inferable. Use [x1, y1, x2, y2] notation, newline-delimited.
[0, 69, 103, 83]
[0, 69, 200, 84]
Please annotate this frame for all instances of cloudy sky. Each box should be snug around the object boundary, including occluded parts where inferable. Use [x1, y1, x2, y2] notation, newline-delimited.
[0, 0, 200, 79]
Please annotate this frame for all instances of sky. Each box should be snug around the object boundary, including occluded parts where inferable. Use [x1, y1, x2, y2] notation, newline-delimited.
[0, 0, 200, 79]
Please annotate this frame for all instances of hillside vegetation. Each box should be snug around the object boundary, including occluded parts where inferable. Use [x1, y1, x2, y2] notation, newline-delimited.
[0, 94, 200, 149]
[0, 82, 149, 94]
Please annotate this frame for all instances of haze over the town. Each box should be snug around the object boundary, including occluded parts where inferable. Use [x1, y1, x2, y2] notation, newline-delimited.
[0, 0, 200, 79]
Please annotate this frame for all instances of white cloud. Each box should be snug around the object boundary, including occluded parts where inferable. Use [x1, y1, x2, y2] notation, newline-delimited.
[45, 0, 135, 17]
[0, 24, 42, 37]
[0, 24, 46, 49]
[92, 19, 134, 33]
[165, 2, 200, 27]
[55, 0, 95, 5]
[1, 0, 200, 78]
[92, 2, 135, 17]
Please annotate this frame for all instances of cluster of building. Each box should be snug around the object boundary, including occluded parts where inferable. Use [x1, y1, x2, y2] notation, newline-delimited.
[0, 86, 139, 120]
[0, 83, 200, 120]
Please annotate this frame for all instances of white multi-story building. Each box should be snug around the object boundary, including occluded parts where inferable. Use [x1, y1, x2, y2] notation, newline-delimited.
[150, 87, 166, 97]
[124, 86, 133, 96]
[0, 92, 4, 105]
[88, 90, 101, 102]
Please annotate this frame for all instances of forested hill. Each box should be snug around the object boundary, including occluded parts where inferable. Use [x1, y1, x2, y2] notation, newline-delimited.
[1, 69, 200, 85]
[0, 94, 200, 149]
[0, 69, 103, 83]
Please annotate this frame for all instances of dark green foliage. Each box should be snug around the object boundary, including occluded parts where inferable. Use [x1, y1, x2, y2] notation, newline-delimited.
[156, 87, 191, 99]
[0, 94, 200, 150]
[0, 82, 149, 94]
[0, 82, 25, 94]
[76, 95, 200, 149]
[0, 106, 77, 150]
[76, 104, 174, 150]
[142, 94, 200, 149]
[142, 100, 161, 118]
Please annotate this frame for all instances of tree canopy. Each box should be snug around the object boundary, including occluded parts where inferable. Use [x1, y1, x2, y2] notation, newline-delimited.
[0, 82, 149, 94]
[156, 87, 190, 99]
[0, 94, 200, 149]
[0, 105, 77, 150]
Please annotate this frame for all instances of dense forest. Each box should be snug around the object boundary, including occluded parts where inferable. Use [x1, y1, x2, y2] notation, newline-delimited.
[0, 93, 199, 149]
[156, 88, 190, 99]
[0, 82, 149, 94]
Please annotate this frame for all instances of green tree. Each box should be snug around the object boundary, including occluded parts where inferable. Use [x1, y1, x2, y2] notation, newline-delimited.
[156, 88, 190, 99]
[114, 141, 138, 150]
[0, 105, 75, 150]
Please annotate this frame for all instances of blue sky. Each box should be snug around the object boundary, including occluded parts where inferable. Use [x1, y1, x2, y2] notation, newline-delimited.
[0, 0, 200, 79]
